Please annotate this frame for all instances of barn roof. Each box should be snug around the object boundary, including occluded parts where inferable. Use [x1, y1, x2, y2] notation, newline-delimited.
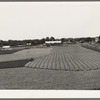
[45, 41, 61, 44]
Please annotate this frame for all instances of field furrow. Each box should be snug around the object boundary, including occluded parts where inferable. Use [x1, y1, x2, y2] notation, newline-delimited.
[58, 52, 64, 70]
[63, 52, 71, 70]
[42, 56, 49, 69]
[66, 52, 76, 71]
[78, 53, 99, 70]
[60, 52, 68, 70]
[25, 44, 100, 71]
[71, 52, 91, 71]
[68, 52, 84, 71]
[47, 54, 54, 69]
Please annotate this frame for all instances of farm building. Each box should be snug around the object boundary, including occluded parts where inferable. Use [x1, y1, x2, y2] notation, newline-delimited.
[26, 43, 31, 46]
[45, 41, 61, 46]
[2, 46, 12, 50]
[95, 37, 99, 42]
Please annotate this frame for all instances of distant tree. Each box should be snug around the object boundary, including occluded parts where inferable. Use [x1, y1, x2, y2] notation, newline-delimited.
[0, 40, 3, 48]
[40, 38, 45, 44]
[56, 38, 60, 41]
[33, 39, 40, 45]
[3, 41, 9, 46]
[31, 41, 35, 46]
[50, 36, 55, 41]
[84, 37, 93, 42]
[45, 37, 50, 41]
[61, 38, 67, 43]
[8, 40, 12, 46]
[8, 40, 21, 47]
[98, 36, 100, 43]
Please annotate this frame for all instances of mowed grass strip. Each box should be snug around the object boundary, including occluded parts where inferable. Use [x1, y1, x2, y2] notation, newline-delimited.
[0, 47, 52, 70]
[0, 47, 52, 63]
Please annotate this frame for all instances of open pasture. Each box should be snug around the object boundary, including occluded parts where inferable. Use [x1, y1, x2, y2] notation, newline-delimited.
[26, 44, 100, 71]
[0, 47, 52, 62]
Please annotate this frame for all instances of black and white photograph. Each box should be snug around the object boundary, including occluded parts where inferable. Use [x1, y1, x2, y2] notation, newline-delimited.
[0, 1, 100, 90]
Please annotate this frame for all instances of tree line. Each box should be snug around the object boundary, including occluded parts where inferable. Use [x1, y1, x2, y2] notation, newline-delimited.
[0, 37, 56, 47]
[0, 36, 95, 48]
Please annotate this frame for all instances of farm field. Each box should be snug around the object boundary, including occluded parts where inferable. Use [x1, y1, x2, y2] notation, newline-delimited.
[26, 44, 100, 71]
[0, 46, 31, 55]
[0, 47, 52, 62]
[0, 48, 24, 55]
[1, 44, 100, 89]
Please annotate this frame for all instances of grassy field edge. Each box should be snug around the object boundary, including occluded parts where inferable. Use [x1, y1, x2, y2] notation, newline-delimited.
[81, 43, 100, 52]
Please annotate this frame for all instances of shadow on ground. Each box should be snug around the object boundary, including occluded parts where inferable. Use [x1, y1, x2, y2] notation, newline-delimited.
[0, 59, 29, 69]
[91, 88, 100, 90]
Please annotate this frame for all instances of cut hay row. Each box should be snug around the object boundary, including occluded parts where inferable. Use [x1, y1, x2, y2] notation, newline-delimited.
[25, 44, 100, 71]
[78, 53, 100, 70]
[76, 47, 100, 69]
[71, 52, 91, 71]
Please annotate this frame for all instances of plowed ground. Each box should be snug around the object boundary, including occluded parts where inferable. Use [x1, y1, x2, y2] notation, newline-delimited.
[1, 44, 100, 89]
[25, 44, 100, 71]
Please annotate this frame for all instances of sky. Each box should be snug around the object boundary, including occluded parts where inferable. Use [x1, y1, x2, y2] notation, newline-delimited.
[0, 2, 100, 40]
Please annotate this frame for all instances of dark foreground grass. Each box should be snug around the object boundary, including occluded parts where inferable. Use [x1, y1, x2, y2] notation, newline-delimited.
[0, 59, 29, 69]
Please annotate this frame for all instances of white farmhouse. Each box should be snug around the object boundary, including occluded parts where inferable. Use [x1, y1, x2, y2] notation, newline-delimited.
[45, 41, 61, 44]
[95, 37, 99, 42]
[26, 43, 31, 46]
[45, 41, 61, 46]
[2, 46, 12, 50]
